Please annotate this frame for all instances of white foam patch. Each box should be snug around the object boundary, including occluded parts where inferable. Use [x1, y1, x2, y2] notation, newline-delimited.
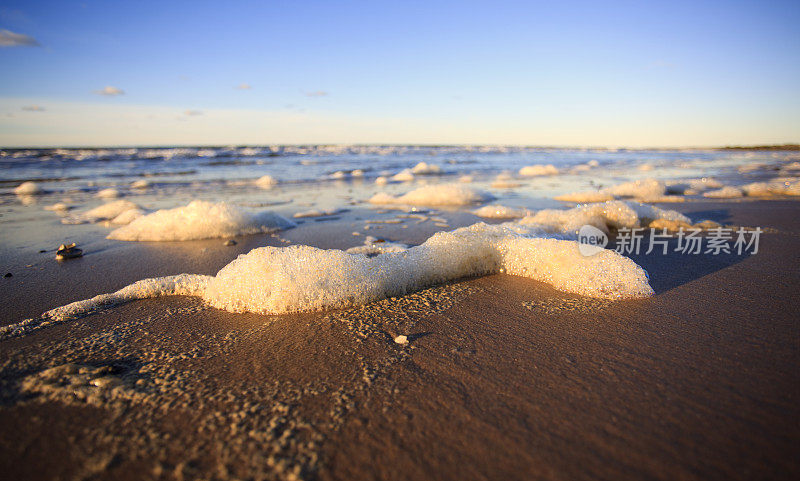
[202, 223, 652, 315]
[44, 202, 71, 212]
[345, 236, 409, 255]
[519, 200, 690, 234]
[14, 181, 43, 195]
[107, 200, 294, 241]
[96, 188, 121, 199]
[255, 175, 278, 189]
[391, 169, 415, 182]
[63, 200, 142, 224]
[369, 185, 493, 206]
[742, 180, 800, 197]
[7, 203, 674, 334]
[473, 205, 528, 219]
[603, 179, 666, 200]
[703, 186, 744, 198]
[110, 208, 145, 225]
[519, 164, 559, 176]
[411, 162, 443, 175]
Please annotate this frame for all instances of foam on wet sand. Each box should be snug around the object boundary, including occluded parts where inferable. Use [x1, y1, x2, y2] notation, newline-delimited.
[3, 200, 702, 337]
[107, 200, 294, 241]
[370, 184, 493, 207]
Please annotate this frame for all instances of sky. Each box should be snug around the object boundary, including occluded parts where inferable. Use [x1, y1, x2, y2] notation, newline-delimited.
[0, 0, 798, 147]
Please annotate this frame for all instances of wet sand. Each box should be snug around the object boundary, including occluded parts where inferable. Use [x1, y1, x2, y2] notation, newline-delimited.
[1, 200, 799, 480]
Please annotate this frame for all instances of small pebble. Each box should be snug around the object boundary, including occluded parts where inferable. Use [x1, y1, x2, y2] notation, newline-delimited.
[56, 243, 83, 260]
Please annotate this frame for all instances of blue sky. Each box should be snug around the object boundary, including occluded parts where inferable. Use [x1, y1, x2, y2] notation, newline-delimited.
[1, 0, 798, 147]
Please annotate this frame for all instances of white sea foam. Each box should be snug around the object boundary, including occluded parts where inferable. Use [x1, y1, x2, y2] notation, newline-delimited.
[4, 205, 672, 334]
[14, 181, 43, 195]
[110, 208, 145, 225]
[603, 179, 666, 199]
[473, 205, 528, 219]
[519, 200, 690, 234]
[411, 162, 443, 175]
[63, 200, 142, 224]
[391, 169, 415, 182]
[44, 202, 71, 212]
[519, 164, 559, 177]
[255, 175, 278, 189]
[742, 180, 800, 197]
[369, 184, 493, 206]
[345, 236, 409, 255]
[96, 188, 121, 199]
[703, 186, 744, 198]
[107, 200, 294, 241]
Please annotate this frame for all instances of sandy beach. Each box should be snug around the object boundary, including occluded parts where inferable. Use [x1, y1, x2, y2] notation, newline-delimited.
[1, 199, 798, 481]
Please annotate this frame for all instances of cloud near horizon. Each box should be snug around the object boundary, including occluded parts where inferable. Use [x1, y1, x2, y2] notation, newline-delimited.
[94, 86, 125, 96]
[0, 29, 40, 47]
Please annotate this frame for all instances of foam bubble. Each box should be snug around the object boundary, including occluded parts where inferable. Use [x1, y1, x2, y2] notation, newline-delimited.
[107, 200, 294, 241]
[519, 164, 559, 177]
[703, 186, 744, 198]
[202, 222, 652, 315]
[369, 184, 493, 206]
[96, 188, 121, 199]
[519, 200, 690, 234]
[14, 181, 43, 195]
[63, 200, 142, 224]
[411, 162, 443, 175]
[458, 175, 474, 183]
[391, 169, 415, 182]
[604, 179, 666, 200]
[110, 208, 145, 225]
[44, 202, 71, 213]
[473, 205, 527, 219]
[255, 175, 278, 189]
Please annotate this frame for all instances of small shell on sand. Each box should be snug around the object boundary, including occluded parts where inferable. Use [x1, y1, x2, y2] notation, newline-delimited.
[56, 243, 83, 260]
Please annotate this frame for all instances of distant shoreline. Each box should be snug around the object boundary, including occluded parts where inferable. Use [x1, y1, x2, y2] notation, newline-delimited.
[1, 144, 798, 151]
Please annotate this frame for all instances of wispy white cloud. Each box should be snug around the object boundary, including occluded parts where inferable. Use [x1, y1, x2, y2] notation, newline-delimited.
[0, 29, 39, 47]
[184, 109, 203, 116]
[21, 105, 45, 112]
[304, 90, 329, 97]
[94, 86, 125, 96]
[235, 83, 252, 90]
